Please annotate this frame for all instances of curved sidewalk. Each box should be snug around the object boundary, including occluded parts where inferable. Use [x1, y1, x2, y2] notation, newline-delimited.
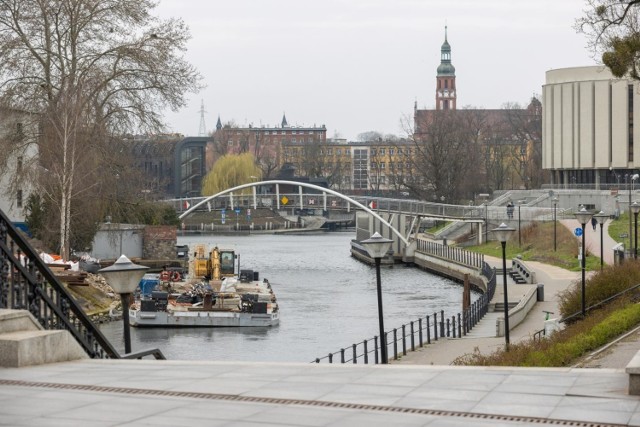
[397, 219, 620, 366]
[396, 259, 579, 365]
[560, 218, 618, 265]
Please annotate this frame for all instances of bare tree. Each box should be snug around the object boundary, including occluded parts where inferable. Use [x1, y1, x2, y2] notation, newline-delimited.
[409, 110, 477, 203]
[577, 1, 640, 78]
[357, 131, 383, 142]
[503, 98, 544, 189]
[0, 0, 202, 259]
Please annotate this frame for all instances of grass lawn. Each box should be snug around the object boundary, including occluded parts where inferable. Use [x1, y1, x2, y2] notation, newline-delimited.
[608, 211, 633, 251]
[465, 221, 601, 271]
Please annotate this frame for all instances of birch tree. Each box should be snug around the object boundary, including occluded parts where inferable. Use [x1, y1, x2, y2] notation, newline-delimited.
[0, 0, 202, 259]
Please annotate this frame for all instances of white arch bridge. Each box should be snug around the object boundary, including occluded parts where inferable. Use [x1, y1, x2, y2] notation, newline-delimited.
[177, 180, 486, 261]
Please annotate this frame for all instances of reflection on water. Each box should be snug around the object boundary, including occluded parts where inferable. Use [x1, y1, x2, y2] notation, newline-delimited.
[100, 233, 477, 362]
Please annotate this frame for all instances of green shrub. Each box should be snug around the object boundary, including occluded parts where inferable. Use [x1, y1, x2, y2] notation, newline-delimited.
[454, 301, 640, 367]
[558, 261, 640, 320]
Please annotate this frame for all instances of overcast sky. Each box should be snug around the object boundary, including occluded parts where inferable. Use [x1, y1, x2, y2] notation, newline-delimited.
[156, 0, 596, 141]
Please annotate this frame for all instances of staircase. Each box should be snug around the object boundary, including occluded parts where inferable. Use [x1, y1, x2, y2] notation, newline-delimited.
[0, 207, 165, 366]
[0, 309, 88, 367]
[509, 269, 528, 284]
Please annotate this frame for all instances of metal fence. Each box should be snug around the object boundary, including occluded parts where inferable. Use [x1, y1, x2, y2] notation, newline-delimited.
[0, 208, 164, 360]
[313, 261, 496, 364]
[416, 239, 484, 269]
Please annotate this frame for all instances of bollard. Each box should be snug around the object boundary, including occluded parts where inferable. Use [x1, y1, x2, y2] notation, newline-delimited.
[433, 312, 438, 341]
[451, 316, 456, 338]
[418, 318, 423, 347]
[410, 321, 415, 351]
[329, 353, 333, 364]
[402, 324, 407, 356]
[315, 358, 320, 363]
[352, 344, 357, 364]
[340, 348, 345, 364]
[374, 336, 379, 364]
[384, 332, 390, 362]
[393, 329, 398, 360]
[364, 340, 369, 364]
[446, 317, 450, 337]
[440, 310, 445, 337]
[426, 316, 431, 344]
[458, 313, 462, 337]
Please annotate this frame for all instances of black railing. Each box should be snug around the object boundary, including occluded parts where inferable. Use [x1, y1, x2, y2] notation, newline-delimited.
[313, 261, 496, 364]
[534, 283, 640, 341]
[0, 208, 165, 360]
[416, 239, 484, 269]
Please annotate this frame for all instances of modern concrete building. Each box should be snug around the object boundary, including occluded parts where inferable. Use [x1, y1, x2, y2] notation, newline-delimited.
[542, 65, 640, 186]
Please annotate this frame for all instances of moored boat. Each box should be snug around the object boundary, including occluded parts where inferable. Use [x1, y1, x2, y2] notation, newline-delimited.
[129, 247, 279, 327]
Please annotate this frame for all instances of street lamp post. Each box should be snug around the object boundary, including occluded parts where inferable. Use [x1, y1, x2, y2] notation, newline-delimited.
[628, 174, 639, 256]
[632, 202, 640, 260]
[552, 196, 559, 251]
[98, 255, 149, 354]
[517, 200, 526, 247]
[361, 232, 393, 364]
[594, 211, 608, 270]
[492, 223, 515, 349]
[575, 207, 594, 317]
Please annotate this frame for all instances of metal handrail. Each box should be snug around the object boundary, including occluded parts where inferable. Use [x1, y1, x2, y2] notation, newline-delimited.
[313, 261, 496, 364]
[0, 208, 164, 360]
[533, 283, 640, 341]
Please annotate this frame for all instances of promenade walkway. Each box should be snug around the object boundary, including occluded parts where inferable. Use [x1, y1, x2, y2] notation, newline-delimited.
[398, 218, 619, 366]
[0, 359, 637, 426]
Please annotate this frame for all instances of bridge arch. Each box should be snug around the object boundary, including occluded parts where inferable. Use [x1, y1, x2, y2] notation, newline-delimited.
[178, 180, 409, 246]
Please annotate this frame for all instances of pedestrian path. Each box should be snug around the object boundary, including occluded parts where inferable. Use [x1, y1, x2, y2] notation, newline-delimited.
[560, 217, 618, 265]
[398, 254, 581, 366]
[397, 217, 622, 366]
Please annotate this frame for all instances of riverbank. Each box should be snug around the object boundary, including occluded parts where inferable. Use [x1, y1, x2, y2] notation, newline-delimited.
[396, 218, 639, 368]
[395, 258, 580, 365]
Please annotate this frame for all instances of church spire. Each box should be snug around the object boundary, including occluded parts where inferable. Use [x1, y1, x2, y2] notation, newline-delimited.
[435, 25, 456, 110]
[281, 112, 288, 128]
[216, 114, 222, 131]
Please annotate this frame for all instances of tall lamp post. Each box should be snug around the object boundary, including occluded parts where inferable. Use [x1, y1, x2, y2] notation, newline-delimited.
[492, 223, 515, 349]
[362, 232, 393, 364]
[632, 202, 640, 260]
[575, 207, 594, 317]
[628, 174, 639, 256]
[98, 255, 149, 354]
[594, 211, 608, 270]
[517, 200, 525, 247]
[552, 196, 559, 251]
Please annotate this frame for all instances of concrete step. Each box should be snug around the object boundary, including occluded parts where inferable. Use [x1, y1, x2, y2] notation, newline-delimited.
[493, 302, 519, 311]
[0, 309, 88, 367]
[0, 309, 42, 333]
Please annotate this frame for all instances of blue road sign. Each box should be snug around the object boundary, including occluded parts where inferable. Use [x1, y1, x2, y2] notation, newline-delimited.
[221, 208, 226, 214]
[574, 227, 583, 237]
[234, 208, 241, 214]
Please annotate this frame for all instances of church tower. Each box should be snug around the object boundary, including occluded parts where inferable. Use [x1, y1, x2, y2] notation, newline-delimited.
[436, 26, 456, 110]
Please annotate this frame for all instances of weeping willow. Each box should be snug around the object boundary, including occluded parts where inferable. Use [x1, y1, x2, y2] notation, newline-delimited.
[201, 153, 262, 196]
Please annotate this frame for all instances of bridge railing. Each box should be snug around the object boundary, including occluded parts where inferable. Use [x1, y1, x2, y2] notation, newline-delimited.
[0, 208, 165, 360]
[415, 238, 484, 269]
[170, 192, 488, 219]
[313, 261, 496, 364]
[171, 193, 556, 224]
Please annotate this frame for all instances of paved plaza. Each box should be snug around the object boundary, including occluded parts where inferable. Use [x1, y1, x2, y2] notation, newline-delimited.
[0, 359, 638, 426]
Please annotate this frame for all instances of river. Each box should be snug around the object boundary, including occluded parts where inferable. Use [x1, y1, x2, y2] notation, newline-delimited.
[99, 232, 470, 362]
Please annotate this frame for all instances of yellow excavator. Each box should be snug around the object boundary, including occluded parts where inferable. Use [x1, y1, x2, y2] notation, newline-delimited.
[194, 246, 236, 281]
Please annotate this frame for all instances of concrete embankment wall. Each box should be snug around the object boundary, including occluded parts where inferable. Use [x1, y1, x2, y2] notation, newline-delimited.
[413, 251, 487, 293]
